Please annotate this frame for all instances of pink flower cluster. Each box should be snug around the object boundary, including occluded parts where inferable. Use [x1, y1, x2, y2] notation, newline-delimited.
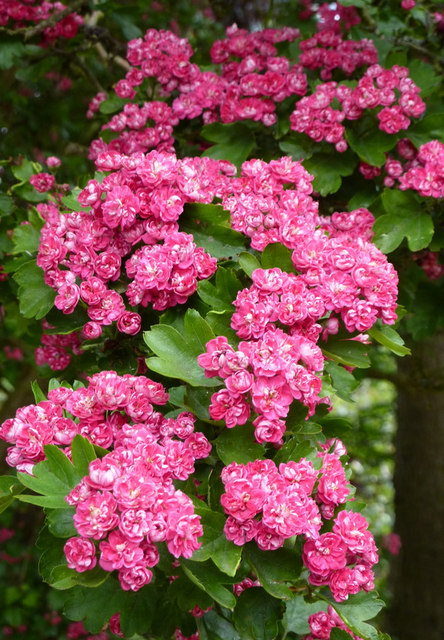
[221, 457, 323, 549]
[299, 30, 377, 80]
[200, 326, 324, 439]
[36, 151, 227, 334]
[412, 251, 443, 280]
[303, 606, 363, 640]
[35, 321, 82, 371]
[0, 371, 211, 591]
[196, 158, 397, 438]
[290, 64, 425, 150]
[29, 172, 55, 193]
[0, 1, 84, 43]
[399, 140, 444, 197]
[220, 440, 377, 602]
[65, 420, 209, 591]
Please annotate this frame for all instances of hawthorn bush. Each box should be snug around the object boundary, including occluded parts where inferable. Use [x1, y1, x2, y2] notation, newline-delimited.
[0, 2, 443, 640]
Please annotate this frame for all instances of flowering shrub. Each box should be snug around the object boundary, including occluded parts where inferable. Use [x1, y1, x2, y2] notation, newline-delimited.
[1, 1, 444, 640]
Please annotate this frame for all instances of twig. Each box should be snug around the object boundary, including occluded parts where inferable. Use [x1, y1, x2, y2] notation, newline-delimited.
[0, 0, 88, 40]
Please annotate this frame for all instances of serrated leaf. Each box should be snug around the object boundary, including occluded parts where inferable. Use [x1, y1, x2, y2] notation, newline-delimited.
[244, 544, 302, 599]
[324, 361, 359, 400]
[17, 445, 82, 508]
[145, 310, 220, 387]
[283, 597, 329, 635]
[273, 438, 316, 466]
[373, 211, 434, 253]
[329, 591, 385, 640]
[233, 588, 281, 640]
[368, 325, 410, 356]
[197, 267, 242, 311]
[303, 152, 356, 196]
[181, 203, 246, 260]
[181, 559, 237, 609]
[346, 129, 396, 167]
[202, 122, 255, 167]
[11, 224, 40, 254]
[191, 503, 242, 576]
[215, 424, 265, 465]
[407, 114, 444, 147]
[13, 259, 55, 319]
[11, 158, 39, 182]
[323, 339, 370, 369]
[62, 581, 128, 633]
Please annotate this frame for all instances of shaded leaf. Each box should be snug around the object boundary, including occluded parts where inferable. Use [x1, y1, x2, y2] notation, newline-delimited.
[215, 424, 265, 465]
[145, 310, 220, 387]
[233, 588, 281, 640]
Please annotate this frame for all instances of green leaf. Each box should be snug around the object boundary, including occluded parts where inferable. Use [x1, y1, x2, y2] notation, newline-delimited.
[330, 628, 355, 640]
[273, 439, 316, 466]
[346, 128, 396, 167]
[181, 203, 246, 260]
[283, 597, 328, 635]
[205, 310, 239, 344]
[239, 252, 261, 277]
[324, 362, 359, 400]
[31, 380, 46, 404]
[11, 224, 40, 255]
[408, 60, 440, 97]
[0, 39, 26, 69]
[373, 190, 434, 252]
[13, 260, 55, 319]
[181, 560, 237, 609]
[279, 137, 312, 161]
[261, 243, 294, 272]
[322, 339, 370, 369]
[202, 123, 255, 167]
[47, 507, 76, 538]
[329, 591, 385, 640]
[0, 475, 25, 513]
[191, 503, 242, 576]
[145, 309, 220, 387]
[244, 544, 302, 600]
[303, 152, 356, 196]
[62, 581, 128, 633]
[215, 424, 265, 465]
[407, 114, 444, 147]
[198, 267, 242, 311]
[11, 158, 38, 182]
[45, 305, 90, 335]
[198, 609, 241, 640]
[17, 445, 82, 508]
[0, 193, 14, 217]
[99, 96, 128, 114]
[61, 188, 89, 212]
[368, 325, 410, 356]
[233, 588, 281, 640]
[70, 435, 97, 477]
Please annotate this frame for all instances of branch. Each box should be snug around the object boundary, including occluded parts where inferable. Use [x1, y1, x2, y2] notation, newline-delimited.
[0, 0, 88, 40]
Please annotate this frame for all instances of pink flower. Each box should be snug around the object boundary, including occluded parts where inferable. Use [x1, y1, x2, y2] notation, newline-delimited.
[64, 537, 97, 572]
[30, 172, 55, 193]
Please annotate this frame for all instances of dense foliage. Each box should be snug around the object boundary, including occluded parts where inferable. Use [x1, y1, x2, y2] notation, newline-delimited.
[0, 1, 443, 639]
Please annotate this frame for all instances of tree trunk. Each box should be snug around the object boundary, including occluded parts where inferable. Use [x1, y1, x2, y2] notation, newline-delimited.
[390, 331, 444, 640]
